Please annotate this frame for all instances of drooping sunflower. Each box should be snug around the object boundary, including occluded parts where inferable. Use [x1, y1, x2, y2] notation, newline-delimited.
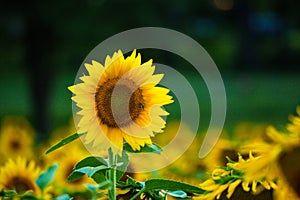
[69, 50, 173, 154]
[0, 116, 34, 163]
[195, 152, 277, 200]
[265, 123, 300, 199]
[0, 157, 41, 196]
[195, 106, 300, 200]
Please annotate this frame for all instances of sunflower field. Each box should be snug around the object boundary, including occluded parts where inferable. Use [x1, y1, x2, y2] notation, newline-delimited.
[0, 48, 299, 200]
[1, 1, 300, 200]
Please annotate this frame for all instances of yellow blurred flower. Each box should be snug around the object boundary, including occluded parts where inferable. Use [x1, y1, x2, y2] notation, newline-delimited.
[233, 122, 268, 142]
[0, 116, 34, 163]
[152, 120, 180, 147]
[51, 145, 93, 193]
[69, 50, 173, 154]
[202, 138, 240, 171]
[0, 157, 43, 197]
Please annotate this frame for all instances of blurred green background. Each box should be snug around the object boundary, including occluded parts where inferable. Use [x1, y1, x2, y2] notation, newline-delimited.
[0, 0, 299, 141]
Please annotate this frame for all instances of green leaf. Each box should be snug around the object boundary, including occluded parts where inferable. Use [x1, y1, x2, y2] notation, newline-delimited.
[67, 156, 108, 183]
[117, 176, 142, 189]
[20, 194, 40, 200]
[116, 151, 129, 181]
[90, 172, 107, 184]
[166, 190, 187, 198]
[36, 164, 58, 190]
[75, 165, 109, 177]
[85, 180, 112, 191]
[75, 156, 108, 168]
[98, 180, 112, 189]
[0, 190, 17, 197]
[45, 133, 85, 154]
[67, 171, 84, 182]
[144, 179, 205, 194]
[123, 143, 162, 154]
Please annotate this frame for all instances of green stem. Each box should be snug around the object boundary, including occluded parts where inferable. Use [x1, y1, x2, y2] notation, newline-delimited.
[129, 189, 145, 200]
[108, 148, 117, 200]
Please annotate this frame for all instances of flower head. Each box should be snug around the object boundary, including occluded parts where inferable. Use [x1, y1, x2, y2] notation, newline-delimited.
[69, 50, 173, 154]
[52, 145, 93, 193]
[0, 157, 41, 195]
[0, 116, 34, 163]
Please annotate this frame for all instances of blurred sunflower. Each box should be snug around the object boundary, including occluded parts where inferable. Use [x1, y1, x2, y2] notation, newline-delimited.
[39, 120, 87, 167]
[157, 132, 208, 181]
[202, 138, 241, 171]
[0, 157, 41, 196]
[265, 124, 300, 199]
[52, 145, 93, 193]
[153, 120, 203, 178]
[69, 50, 173, 154]
[0, 116, 34, 163]
[152, 120, 180, 147]
[232, 122, 268, 142]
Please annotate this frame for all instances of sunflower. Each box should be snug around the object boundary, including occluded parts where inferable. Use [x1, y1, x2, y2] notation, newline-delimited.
[195, 153, 277, 200]
[267, 125, 300, 199]
[0, 157, 41, 196]
[227, 152, 279, 193]
[201, 137, 241, 172]
[239, 109, 300, 200]
[195, 106, 300, 200]
[154, 122, 208, 181]
[69, 50, 173, 154]
[52, 145, 93, 194]
[232, 122, 268, 142]
[0, 116, 34, 163]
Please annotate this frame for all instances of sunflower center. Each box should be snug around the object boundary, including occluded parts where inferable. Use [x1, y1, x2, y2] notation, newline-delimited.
[10, 139, 21, 150]
[95, 78, 144, 128]
[6, 176, 35, 194]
